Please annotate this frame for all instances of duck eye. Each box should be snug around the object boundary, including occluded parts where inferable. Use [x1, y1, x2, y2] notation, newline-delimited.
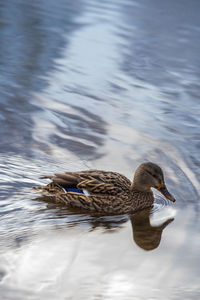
[146, 169, 157, 179]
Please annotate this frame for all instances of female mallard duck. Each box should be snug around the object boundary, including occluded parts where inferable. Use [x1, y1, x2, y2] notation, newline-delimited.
[36, 162, 175, 214]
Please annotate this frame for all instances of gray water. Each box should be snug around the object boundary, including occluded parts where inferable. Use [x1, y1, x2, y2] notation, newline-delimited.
[0, 0, 200, 299]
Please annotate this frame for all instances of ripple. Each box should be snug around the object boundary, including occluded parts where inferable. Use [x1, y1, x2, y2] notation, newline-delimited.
[152, 195, 173, 213]
[150, 196, 177, 227]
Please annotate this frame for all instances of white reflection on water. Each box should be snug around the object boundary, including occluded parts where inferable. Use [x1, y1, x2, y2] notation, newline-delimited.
[150, 205, 177, 227]
[0, 206, 199, 300]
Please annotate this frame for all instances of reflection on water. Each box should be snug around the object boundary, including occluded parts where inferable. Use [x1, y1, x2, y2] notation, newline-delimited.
[130, 208, 174, 251]
[0, 0, 200, 299]
[37, 196, 174, 251]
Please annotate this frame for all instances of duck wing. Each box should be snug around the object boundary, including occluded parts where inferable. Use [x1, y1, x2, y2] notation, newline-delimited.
[43, 170, 131, 195]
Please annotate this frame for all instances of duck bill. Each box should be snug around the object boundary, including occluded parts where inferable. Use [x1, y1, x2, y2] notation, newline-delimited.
[157, 184, 176, 202]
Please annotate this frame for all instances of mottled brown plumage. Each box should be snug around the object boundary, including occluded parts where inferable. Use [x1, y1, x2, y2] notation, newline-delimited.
[35, 162, 175, 214]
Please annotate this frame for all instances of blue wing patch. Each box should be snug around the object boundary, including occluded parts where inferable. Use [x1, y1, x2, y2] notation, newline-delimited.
[66, 188, 83, 194]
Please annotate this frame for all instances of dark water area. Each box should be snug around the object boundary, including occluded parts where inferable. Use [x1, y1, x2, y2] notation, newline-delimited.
[0, 0, 200, 299]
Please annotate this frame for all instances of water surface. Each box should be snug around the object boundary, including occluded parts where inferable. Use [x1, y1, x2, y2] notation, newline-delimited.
[0, 0, 200, 299]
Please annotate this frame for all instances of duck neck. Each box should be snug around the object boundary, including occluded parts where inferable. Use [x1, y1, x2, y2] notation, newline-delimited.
[130, 184, 154, 209]
[131, 182, 151, 193]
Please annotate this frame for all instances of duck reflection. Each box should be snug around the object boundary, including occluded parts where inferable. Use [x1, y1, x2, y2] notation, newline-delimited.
[36, 196, 174, 251]
[130, 208, 174, 251]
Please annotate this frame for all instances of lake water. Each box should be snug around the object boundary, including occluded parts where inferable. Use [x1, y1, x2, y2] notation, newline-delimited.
[0, 0, 200, 299]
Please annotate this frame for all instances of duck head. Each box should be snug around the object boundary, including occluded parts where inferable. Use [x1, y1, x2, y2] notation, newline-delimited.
[133, 162, 175, 202]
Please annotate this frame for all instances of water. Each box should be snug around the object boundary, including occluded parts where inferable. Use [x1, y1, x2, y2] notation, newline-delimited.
[0, 0, 200, 299]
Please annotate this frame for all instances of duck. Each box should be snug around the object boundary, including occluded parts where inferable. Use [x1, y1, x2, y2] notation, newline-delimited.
[35, 162, 175, 214]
